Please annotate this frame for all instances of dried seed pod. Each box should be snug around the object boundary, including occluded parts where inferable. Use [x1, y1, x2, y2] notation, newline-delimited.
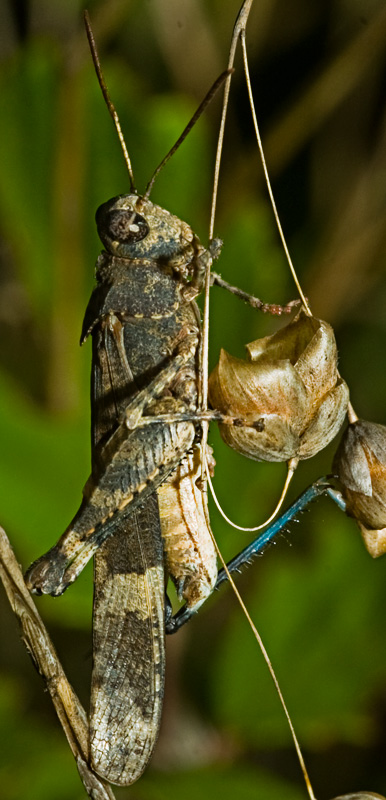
[209, 309, 349, 463]
[331, 794, 386, 800]
[334, 419, 386, 557]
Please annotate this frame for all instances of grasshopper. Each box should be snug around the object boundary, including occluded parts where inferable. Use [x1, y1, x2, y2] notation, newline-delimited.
[25, 128, 218, 788]
[23, 2, 304, 785]
[23, 8, 285, 787]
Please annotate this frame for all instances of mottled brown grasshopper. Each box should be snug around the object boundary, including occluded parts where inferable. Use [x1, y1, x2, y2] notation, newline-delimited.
[22, 8, 263, 787]
[25, 121, 218, 789]
[22, 3, 306, 786]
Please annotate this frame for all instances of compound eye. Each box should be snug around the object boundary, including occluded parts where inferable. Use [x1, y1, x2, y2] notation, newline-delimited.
[105, 209, 149, 243]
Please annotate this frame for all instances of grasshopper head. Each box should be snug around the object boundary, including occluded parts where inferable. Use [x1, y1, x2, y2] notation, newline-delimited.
[96, 194, 197, 265]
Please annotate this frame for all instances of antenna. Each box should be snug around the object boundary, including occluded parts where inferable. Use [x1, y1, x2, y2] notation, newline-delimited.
[143, 70, 232, 202]
[84, 10, 136, 193]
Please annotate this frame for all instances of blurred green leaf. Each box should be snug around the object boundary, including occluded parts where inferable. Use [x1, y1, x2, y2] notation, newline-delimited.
[136, 764, 305, 800]
[208, 501, 386, 747]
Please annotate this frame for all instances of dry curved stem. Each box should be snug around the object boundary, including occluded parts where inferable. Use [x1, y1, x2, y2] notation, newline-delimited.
[200, 500, 316, 800]
[0, 526, 115, 800]
[207, 457, 297, 533]
[198, 5, 316, 799]
[239, 29, 310, 314]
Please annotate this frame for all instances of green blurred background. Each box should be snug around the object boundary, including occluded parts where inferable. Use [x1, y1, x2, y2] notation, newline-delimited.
[1, 1, 386, 798]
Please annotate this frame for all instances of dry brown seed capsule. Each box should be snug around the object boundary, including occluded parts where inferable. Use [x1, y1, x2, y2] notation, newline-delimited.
[331, 794, 386, 800]
[208, 309, 349, 463]
[334, 419, 386, 557]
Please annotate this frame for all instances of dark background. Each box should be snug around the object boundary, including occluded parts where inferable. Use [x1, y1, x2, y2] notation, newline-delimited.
[1, 1, 386, 798]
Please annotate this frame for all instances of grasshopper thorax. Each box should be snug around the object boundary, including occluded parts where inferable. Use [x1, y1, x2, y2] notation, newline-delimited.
[96, 194, 198, 266]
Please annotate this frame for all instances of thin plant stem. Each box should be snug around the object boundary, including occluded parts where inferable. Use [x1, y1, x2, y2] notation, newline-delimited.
[0, 526, 116, 800]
